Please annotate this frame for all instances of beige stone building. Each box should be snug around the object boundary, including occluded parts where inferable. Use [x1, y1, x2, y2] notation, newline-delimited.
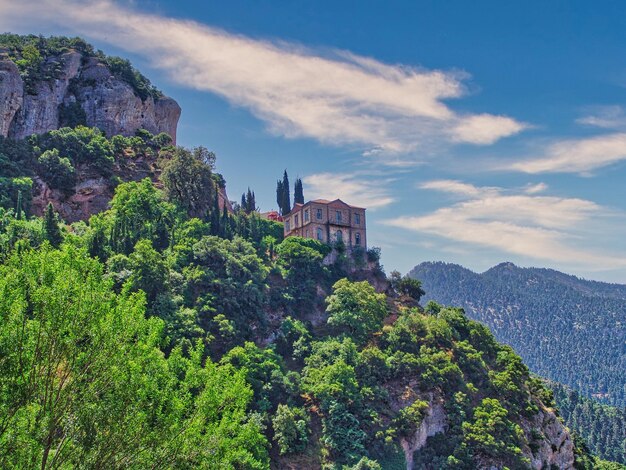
[283, 199, 366, 250]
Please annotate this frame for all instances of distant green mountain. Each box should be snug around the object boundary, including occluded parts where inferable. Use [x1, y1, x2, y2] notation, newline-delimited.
[546, 380, 626, 464]
[409, 261, 626, 408]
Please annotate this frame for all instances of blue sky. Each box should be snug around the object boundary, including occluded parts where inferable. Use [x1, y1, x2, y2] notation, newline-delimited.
[3, 0, 626, 281]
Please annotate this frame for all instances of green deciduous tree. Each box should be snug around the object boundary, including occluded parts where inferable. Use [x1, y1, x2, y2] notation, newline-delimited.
[272, 404, 311, 455]
[0, 245, 269, 469]
[462, 398, 525, 462]
[326, 279, 387, 344]
[159, 146, 215, 218]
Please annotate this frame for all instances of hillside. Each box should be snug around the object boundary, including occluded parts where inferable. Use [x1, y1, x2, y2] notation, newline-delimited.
[409, 261, 626, 408]
[0, 35, 617, 469]
[0, 121, 588, 468]
[0, 181, 586, 469]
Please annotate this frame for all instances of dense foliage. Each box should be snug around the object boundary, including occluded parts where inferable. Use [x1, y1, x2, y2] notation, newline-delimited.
[0, 118, 615, 466]
[0, 34, 162, 99]
[0, 126, 175, 219]
[0, 245, 268, 469]
[411, 261, 626, 407]
[548, 380, 626, 464]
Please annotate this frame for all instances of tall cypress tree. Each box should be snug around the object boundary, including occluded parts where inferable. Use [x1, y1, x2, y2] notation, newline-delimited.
[276, 180, 284, 215]
[43, 203, 63, 248]
[211, 190, 221, 235]
[281, 170, 290, 215]
[294, 178, 304, 205]
[15, 190, 23, 220]
[246, 187, 255, 213]
[241, 193, 247, 212]
[221, 204, 231, 239]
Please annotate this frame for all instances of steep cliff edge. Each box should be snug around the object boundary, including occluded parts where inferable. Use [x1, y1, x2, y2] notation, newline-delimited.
[0, 35, 180, 142]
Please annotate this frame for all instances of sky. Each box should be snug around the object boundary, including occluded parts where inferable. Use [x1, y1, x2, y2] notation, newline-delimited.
[2, 0, 626, 282]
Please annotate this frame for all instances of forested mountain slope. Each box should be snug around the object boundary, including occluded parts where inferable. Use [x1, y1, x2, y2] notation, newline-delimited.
[547, 380, 626, 464]
[409, 262, 626, 408]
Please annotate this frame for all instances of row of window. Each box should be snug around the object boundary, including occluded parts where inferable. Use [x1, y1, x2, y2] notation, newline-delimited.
[289, 209, 362, 229]
[303, 228, 361, 245]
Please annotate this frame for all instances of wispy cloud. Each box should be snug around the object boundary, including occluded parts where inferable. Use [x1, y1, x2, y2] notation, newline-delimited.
[523, 182, 548, 194]
[507, 133, 626, 174]
[576, 105, 626, 129]
[303, 172, 395, 209]
[383, 180, 626, 269]
[0, 0, 526, 158]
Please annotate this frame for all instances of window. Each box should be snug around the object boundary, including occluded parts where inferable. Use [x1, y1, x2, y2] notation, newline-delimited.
[355, 233, 361, 245]
[336, 230, 343, 242]
[285, 219, 290, 232]
[317, 228, 323, 241]
[304, 209, 309, 222]
[355, 213, 360, 225]
[336, 211, 342, 223]
[306, 229, 310, 238]
[316, 208, 322, 220]
[295, 214, 299, 226]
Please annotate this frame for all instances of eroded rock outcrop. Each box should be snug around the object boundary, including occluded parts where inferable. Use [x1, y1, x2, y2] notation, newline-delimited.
[0, 51, 180, 142]
[399, 397, 447, 470]
[0, 55, 23, 137]
[521, 407, 575, 470]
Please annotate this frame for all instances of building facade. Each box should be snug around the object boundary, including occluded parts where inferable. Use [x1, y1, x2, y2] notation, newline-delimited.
[283, 199, 366, 250]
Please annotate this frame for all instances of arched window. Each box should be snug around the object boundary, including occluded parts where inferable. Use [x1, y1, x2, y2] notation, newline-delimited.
[355, 232, 361, 245]
[317, 228, 323, 241]
[336, 230, 343, 242]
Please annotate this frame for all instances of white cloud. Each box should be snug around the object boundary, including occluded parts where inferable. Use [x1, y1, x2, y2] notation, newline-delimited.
[383, 181, 626, 269]
[523, 182, 548, 194]
[450, 113, 526, 145]
[508, 133, 626, 174]
[577, 105, 626, 129]
[303, 172, 395, 209]
[0, 0, 526, 158]
[418, 179, 499, 198]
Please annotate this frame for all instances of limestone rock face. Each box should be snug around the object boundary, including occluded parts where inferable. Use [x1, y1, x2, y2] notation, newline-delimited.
[0, 51, 180, 142]
[0, 56, 23, 137]
[399, 397, 447, 470]
[521, 408, 575, 470]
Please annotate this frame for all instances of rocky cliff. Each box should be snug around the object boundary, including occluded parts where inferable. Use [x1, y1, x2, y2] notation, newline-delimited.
[0, 49, 180, 142]
[402, 395, 575, 470]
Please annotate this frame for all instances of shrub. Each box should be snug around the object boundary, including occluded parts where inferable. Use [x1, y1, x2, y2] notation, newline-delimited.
[272, 404, 311, 455]
[37, 148, 75, 190]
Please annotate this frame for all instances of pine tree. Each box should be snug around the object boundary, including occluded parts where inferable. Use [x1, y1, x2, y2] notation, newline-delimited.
[294, 178, 304, 205]
[281, 170, 291, 215]
[43, 203, 63, 248]
[241, 193, 247, 212]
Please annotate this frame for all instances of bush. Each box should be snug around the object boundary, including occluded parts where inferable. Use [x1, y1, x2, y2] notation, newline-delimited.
[272, 404, 311, 455]
[390, 270, 425, 301]
[326, 279, 387, 344]
[37, 148, 75, 190]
